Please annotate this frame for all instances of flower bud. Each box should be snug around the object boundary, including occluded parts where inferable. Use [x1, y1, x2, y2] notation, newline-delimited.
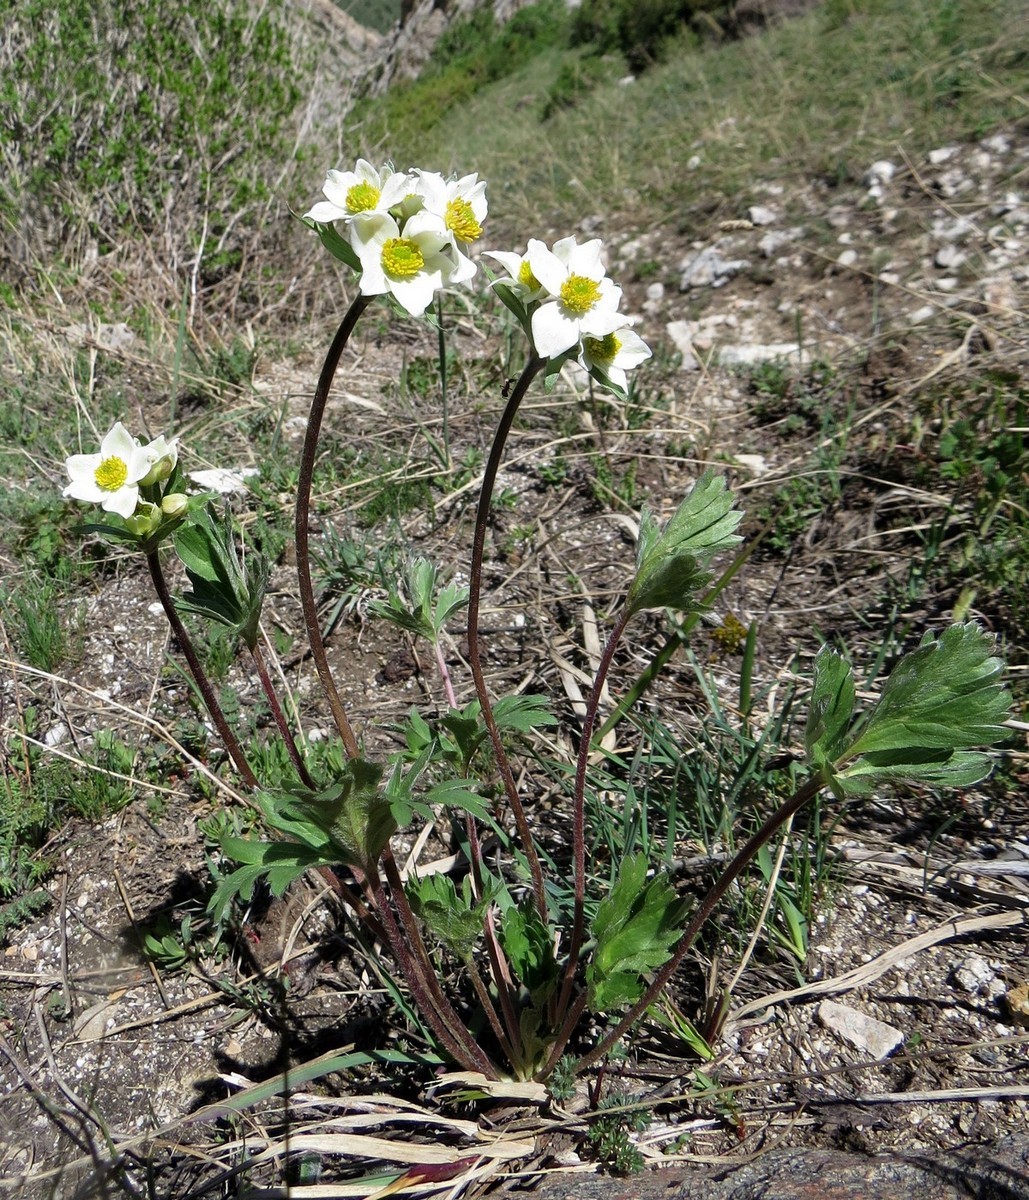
[161, 493, 189, 519]
[139, 435, 179, 486]
[124, 501, 162, 537]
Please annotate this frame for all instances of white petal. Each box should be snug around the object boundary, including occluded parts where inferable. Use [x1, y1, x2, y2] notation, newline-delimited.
[579, 308, 625, 339]
[99, 422, 139, 460]
[611, 329, 652, 368]
[568, 238, 605, 279]
[322, 170, 357, 208]
[391, 270, 441, 317]
[379, 171, 415, 210]
[484, 250, 524, 279]
[63, 475, 106, 504]
[305, 199, 348, 224]
[531, 302, 580, 358]
[102, 484, 140, 519]
[526, 243, 566, 297]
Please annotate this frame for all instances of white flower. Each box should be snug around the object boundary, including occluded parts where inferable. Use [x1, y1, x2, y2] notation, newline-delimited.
[526, 237, 624, 359]
[413, 170, 487, 283]
[350, 210, 455, 317]
[484, 247, 547, 302]
[579, 327, 652, 392]
[63, 422, 151, 519]
[304, 159, 414, 225]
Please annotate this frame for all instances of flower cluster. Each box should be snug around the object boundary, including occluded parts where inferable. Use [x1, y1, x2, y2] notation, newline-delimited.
[488, 236, 651, 392]
[304, 160, 487, 318]
[64, 422, 188, 543]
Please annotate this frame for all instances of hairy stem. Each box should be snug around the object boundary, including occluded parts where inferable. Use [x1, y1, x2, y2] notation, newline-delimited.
[380, 848, 499, 1077]
[146, 551, 258, 790]
[368, 865, 489, 1073]
[554, 606, 633, 1025]
[296, 294, 373, 760]
[467, 353, 547, 919]
[247, 641, 316, 790]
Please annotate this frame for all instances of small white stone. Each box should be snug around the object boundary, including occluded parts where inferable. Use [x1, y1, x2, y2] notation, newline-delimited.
[837, 249, 858, 268]
[909, 305, 936, 324]
[665, 320, 700, 370]
[864, 160, 896, 187]
[935, 244, 966, 270]
[187, 466, 260, 495]
[953, 954, 995, 996]
[758, 231, 790, 257]
[733, 453, 768, 475]
[928, 145, 958, 165]
[718, 342, 802, 367]
[747, 204, 777, 226]
[981, 133, 1011, 155]
[818, 1000, 904, 1059]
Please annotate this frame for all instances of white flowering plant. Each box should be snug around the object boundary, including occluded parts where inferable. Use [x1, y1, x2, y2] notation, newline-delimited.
[65, 160, 1012, 1085]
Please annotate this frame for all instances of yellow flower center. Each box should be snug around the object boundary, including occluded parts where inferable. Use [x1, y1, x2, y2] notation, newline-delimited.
[346, 181, 381, 213]
[445, 198, 482, 243]
[94, 455, 128, 492]
[518, 260, 542, 291]
[585, 333, 621, 363]
[381, 237, 425, 278]
[560, 274, 601, 316]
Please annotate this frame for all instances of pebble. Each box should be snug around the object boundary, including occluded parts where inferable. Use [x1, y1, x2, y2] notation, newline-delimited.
[665, 320, 700, 370]
[935, 244, 966, 269]
[747, 204, 778, 226]
[679, 245, 750, 290]
[928, 145, 959, 165]
[952, 953, 1002, 998]
[758, 231, 790, 257]
[817, 999, 904, 1059]
[718, 342, 802, 367]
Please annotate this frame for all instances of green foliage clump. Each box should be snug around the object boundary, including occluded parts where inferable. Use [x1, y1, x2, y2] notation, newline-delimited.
[0, 0, 305, 297]
[357, 0, 570, 146]
[570, 0, 721, 70]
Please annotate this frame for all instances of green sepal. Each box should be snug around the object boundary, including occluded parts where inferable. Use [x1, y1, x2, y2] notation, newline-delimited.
[300, 214, 361, 273]
[626, 472, 742, 616]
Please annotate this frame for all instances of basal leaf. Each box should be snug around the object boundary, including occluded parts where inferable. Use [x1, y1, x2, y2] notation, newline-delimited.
[586, 855, 686, 1013]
